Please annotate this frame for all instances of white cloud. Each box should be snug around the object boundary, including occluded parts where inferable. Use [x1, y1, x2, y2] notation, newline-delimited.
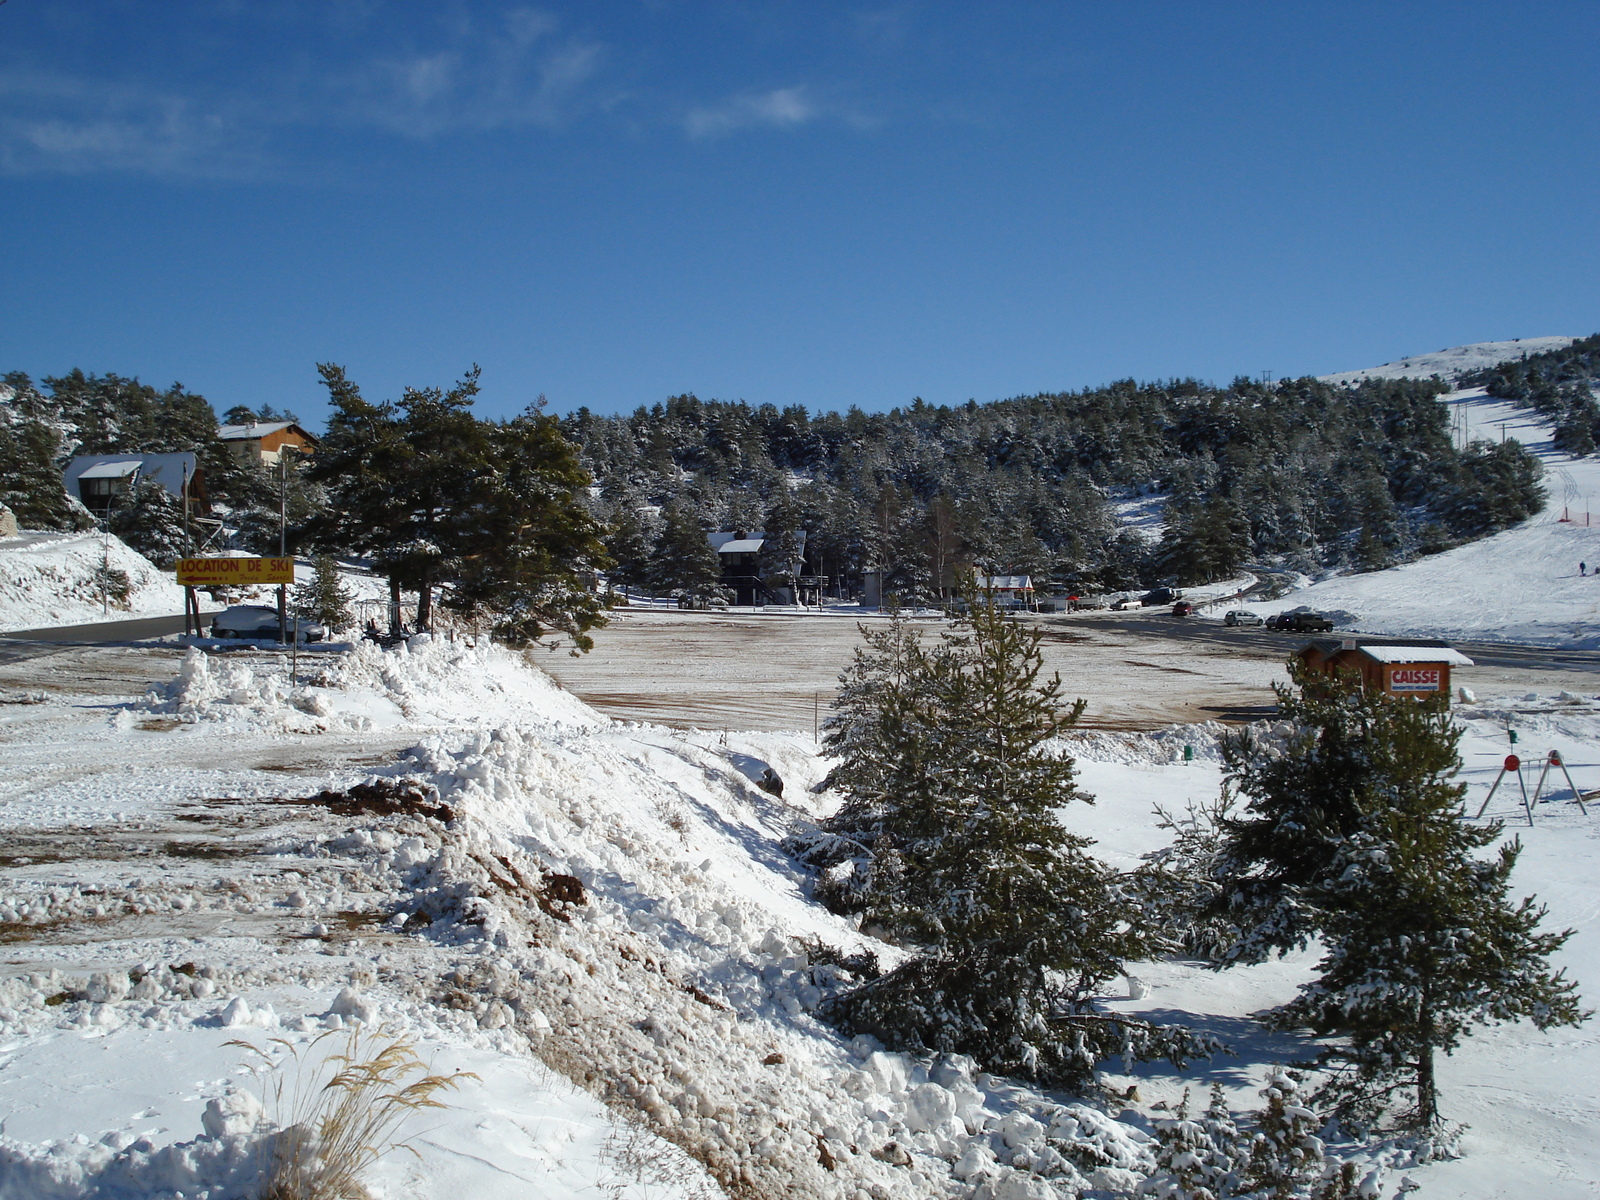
[335, 14, 605, 139]
[0, 8, 606, 175]
[684, 86, 816, 139]
[0, 70, 254, 178]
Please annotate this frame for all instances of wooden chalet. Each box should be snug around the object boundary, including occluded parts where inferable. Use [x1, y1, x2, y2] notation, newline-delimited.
[216, 421, 320, 466]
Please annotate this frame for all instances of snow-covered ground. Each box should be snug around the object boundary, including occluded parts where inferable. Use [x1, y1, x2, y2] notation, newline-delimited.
[1317, 337, 1579, 387]
[2, 628, 1598, 1199]
[0, 532, 188, 632]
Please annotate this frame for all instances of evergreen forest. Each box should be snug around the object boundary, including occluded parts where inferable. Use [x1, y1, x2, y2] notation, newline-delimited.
[563, 372, 1547, 601]
[0, 354, 1563, 606]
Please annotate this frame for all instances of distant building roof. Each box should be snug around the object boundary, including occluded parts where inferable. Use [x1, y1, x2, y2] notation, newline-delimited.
[76, 459, 143, 480]
[216, 422, 297, 441]
[977, 574, 1034, 591]
[718, 538, 765, 555]
[65, 453, 200, 499]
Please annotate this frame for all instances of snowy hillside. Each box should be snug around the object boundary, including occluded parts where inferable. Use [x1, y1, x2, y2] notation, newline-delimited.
[1244, 341, 1600, 646]
[0, 530, 188, 632]
[1318, 337, 1579, 386]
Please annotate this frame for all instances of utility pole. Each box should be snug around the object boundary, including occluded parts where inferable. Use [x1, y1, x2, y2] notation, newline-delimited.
[277, 453, 289, 646]
[100, 517, 110, 617]
[181, 462, 195, 637]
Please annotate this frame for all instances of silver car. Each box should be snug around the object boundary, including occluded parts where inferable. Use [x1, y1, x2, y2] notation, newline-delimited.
[210, 605, 326, 642]
[1224, 608, 1263, 627]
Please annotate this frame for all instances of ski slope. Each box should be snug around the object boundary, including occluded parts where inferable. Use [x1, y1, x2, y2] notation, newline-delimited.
[1245, 341, 1600, 646]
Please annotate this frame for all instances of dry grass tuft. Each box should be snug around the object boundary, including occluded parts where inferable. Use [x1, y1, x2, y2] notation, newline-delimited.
[231, 1028, 476, 1200]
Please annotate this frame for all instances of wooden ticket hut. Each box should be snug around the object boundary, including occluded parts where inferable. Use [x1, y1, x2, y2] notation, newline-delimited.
[1298, 637, 1474, 702]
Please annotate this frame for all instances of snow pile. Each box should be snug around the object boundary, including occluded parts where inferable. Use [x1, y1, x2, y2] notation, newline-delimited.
[143, 636, 601, 733]
[0, 530, 186, 632]
[347, 716, 1391, 1199]
[0, 1109, 270, 1200]
[1318, 337, 1579, 386]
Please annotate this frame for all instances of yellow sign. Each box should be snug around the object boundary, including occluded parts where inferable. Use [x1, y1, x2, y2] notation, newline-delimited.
[176, 557, 295, 586]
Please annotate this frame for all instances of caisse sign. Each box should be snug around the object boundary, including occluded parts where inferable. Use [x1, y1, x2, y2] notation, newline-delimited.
[176, 557, 295, 586]
[1388, 666, 1442, 692]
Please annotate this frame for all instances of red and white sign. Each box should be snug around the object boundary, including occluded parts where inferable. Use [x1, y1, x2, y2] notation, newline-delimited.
[1388, 666, 1442, 692]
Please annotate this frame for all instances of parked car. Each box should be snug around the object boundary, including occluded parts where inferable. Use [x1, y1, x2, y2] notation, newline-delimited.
[1172, 600, 1195, 617]
[210, 605, 327, 642]
[1271, 610, 1334, 633]
[1224, 608, 1263, 627]
[1140, 587, 1180, 607]
[1110, 595, 1142, 611]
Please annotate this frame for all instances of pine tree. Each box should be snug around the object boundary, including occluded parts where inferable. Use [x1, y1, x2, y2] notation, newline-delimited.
[108, 475, 188, 567]
[1216, 666, 1587, 1131]
[444, 404, 611, 651]
[1140, 1084, 1241, 1200]
[788, 611, 938, 911]
[1238, 1070, 1327, 1198]
[0, 411, 92, 531]
[308, 365, 608, 648]
[758, 492, 806, 597]
[291, 554, 355, 631]
[818, 598, 1211, 1088]
[601, 503, 657, 595]
[650, 502, 726, 603]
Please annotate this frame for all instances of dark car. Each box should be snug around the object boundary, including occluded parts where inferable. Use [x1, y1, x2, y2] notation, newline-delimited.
[1271, 610, 1334, 633]
[210, 605, 327, 642]
[1140, 587, 1180, 607]
[1172, 600, 1195, 617]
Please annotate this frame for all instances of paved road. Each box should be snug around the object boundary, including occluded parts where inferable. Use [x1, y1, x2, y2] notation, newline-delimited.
[0, 612, 212, 665]
[1046, 612, 1600, 674]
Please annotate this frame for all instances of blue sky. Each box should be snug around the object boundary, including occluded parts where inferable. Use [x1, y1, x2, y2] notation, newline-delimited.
[2, 1, 1597, 425]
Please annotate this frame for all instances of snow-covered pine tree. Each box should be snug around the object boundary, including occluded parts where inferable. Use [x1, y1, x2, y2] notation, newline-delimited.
[600, 501, 657, 595]
[291, 554, 355, 632]
[108, 475, 188, 567]
[650, 502, 726, 604]
[1237, 1069, 1327, 1198]
[1139, 1083, 1242, 1200]
[1217, 666, 1587, 1132]
[819, 597, 1211, 1089]
[786, 609, 938, 913]
[757, 493, 806, 598]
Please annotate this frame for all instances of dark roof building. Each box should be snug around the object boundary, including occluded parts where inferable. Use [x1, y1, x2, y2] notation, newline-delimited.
[64, 453, 204, 516]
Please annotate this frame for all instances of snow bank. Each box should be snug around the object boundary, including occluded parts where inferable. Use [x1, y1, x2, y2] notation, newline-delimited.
[142, 635, 602, 733]
[1063, 720, 1233, 765]
[0, 531, 186, 632]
